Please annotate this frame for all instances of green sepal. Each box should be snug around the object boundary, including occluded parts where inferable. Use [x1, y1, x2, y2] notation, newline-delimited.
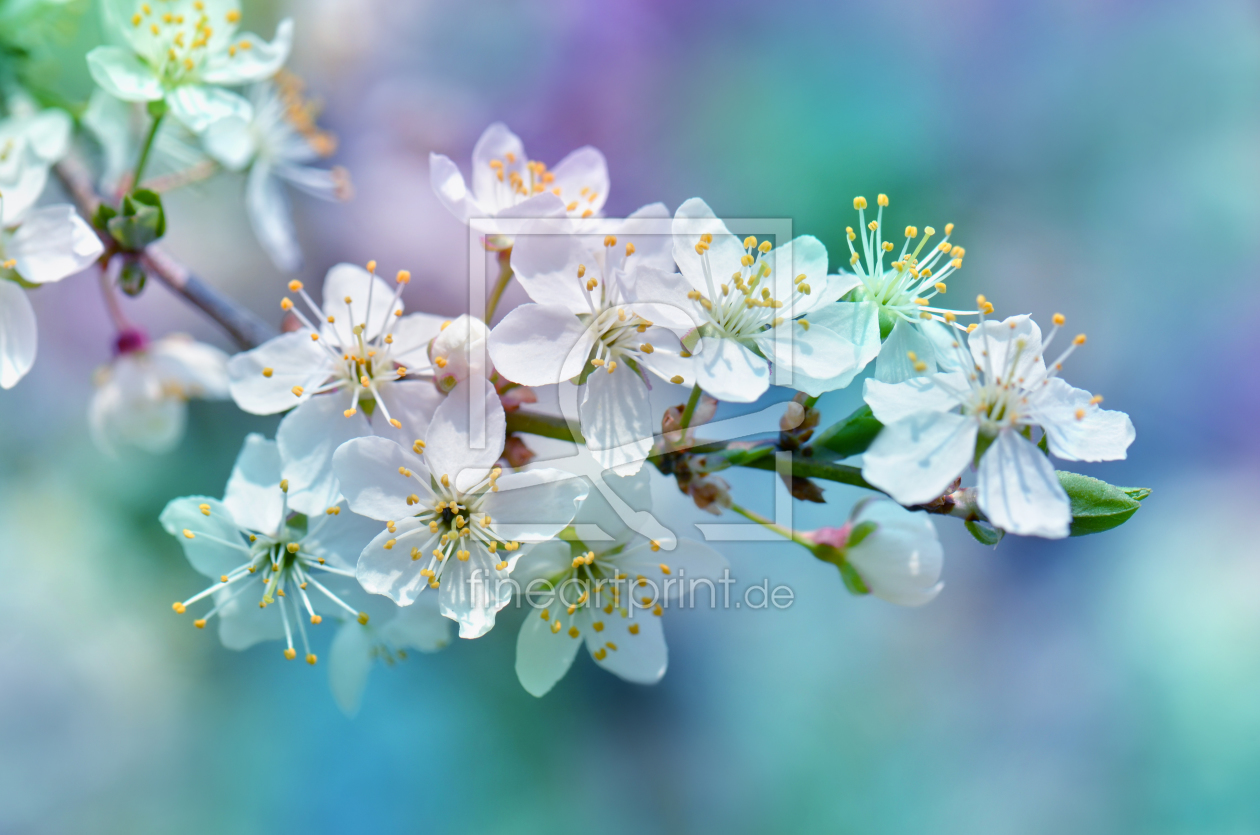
[811, 404, 882, 460]
[91, 202, 118, 231]
[106, 188, 166, 251]
[845, 520, 878, 549]
[1037, 432, 1049, 455]
[1058, 471, 1151, 536]
[965, 518, 1005, 546]
[359, 398, 376, 418]
[877, 308, 897, 340]
[119, 259, 146, 296]
[838, 561, 870, 596]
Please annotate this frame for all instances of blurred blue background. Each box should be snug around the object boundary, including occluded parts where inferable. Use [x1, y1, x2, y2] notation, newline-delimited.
[2, 0, 1259, 831]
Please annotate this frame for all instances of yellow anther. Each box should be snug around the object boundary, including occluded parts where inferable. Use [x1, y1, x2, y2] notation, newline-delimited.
[659, 563, 672, 575]
[132, 13, 142, 25]
[877, 193, 889, 207]
[172, 602, 186, 614]
[951, 259, 963, 269]
[286, 542, 300, 554]
[976, 294, 988, 306]
[198, 503, 211, 516]
[913, 298, 930, 306]
[935, 282, 948, 293]
[850, 253, 860, 265]
[640, 343, 654, 353]
[629, 623, 640, 635]
[398, 466, 412, 477]
[652, 604, 663, 616]
[306, 653, 318, 665]
[343, 409, 357, 418]
[951, 246, 966, 258]
[366, 260, 377, 273]
[625, 242, 636, 256]
[759, 240, 772, 253]
[591, 358, 605, 367]
[853, 196, 867, 210]
[389, 418, 401, 429]
[740, 254, 754, 267]
[225, 8, 240, 22]
[182, 529, 195, 539]
[882, 241, 894, 252]
[1074, 334, 1087, 345]
[193, 618, 207, 629]
[945, 223, 955, 235]
[1053, 313, 1066, 326]
[311, 614, 323, 625]
[567, 626, 580, 638]
[434, 356, 448, 368]
[1075, 408, 1086, 420]
[383, 539, 396, 550]
[905, 226, 918, 238]
[966, 323, 979, 333]
[868, 221, 878, 232]
[618, 308, 627, 321]
[670, 375, 684, 384]
[913, 361, 928, 372]
[603, 235, 618, 247]
[291, 385, 304, 397]
[943, 311, 957, 323]
[586, 278, 598, 291]
[441, 474, 450, 487]
[700, 233, 713, 244]
[357, 612, 369, 625]
[741, 236, 756, 249]
[394, 269, 411, 285]
[280, 297, 293, 310]
[413, 439, 426, 453]
[283, 648, 297, 660]
[938, 242, 952, 252]
[150, 22, 159, 34]
[326, 506, 341, 515]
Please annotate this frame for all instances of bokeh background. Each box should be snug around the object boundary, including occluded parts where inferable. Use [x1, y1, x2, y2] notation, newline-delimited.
[2, 0, 1259, 832]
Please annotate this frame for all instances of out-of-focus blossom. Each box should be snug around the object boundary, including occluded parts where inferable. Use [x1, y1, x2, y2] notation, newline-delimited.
[429, 121, 603, 225]
[89, 330, 229, 454]
[326, 593, 450, 716]
[0, 101, 72, 225]
[88, 0, 292, 132]
[332, 378, 588, 639]
[489, 206, 694, 475]
[861, 314, 1136, 538]
[808, 498, 944, 606]
[82, 88, 206, 194]
[202, 74, 350, 271]
[812, 194, 979, 385]
[513, 467, 726, 696]
[226, 263, 446, 515]
[161, 433, 380, 661]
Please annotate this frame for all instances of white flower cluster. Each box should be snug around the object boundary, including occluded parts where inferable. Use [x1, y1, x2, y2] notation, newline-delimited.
[0, 2, 1141, 712]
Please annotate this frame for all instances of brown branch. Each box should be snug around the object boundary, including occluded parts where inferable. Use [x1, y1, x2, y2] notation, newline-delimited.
[53, 152, 278, 350]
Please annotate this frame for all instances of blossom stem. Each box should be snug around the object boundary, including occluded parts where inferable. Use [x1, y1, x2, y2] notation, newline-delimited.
[99, 265, 131, 332]
[133, 108, 165, 188]
[484, 249, 514, 322]
[679, 384, 703, 431]
[729, 502, 814, 548]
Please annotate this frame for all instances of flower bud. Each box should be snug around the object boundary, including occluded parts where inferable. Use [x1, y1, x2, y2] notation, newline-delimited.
[808, 499, 943, 606]
[428, 314, 493, 393]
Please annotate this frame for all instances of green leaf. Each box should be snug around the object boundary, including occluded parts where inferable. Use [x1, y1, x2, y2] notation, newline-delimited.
[119, 259, 146, 296]
[845, 520, 878, 549]
[106, 188, 166, 251]
[1057, 471, 1151, 536]
[838, 561, 870, 596]
[965, 518, 1005, 546]
[811, 404, 883, 460]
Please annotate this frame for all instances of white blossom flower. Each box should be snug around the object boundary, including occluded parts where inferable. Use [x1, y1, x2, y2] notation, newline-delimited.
[426, 313, 493, 394]
[87, 0, 292, 132]
[809, 194, 980, 385]
[161, 433, 382, 662]
[0, 200, 105, 389]
[513, 467, 726, 696]
[861, 313, 1136, 538]
[637, 197, 860, 402]
[202, 75, 350, 271]
[332, 378, 589, 639]
[89, 330, 230, 454]
[226, 263, 447, 515]
[0, 102, 72, 225]
[807, 498, 943, 606]
[326, 593, 451, 716]
[488, 205, 696, 474]
[429, 122, 605, 224]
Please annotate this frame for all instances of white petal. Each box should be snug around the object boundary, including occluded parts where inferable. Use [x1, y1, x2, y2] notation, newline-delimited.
[147, 335, 230, 399]
[616, 539, 728, 601]
[327, 620, 374, 716]
[470, 122, 526, 212]
[222, 433, 285, 536]
[862, 371, 969, 425]
[580, 363, 654, 476]
[426, 313, 493, 392]
[815, 272, 864, 306]
[862, 411, 978, 506]
[671, 197, 744, 295]
[88, 356, 189, 454]
[372, 378, 444, 446]
[589, 606, 667, 685]
[201, 115, 256, 170]
[167, 84, 252, 133]
[766, 235, 827, 314]
[0, 158, 50, 225]
[277, 390, 371, 515]
[510, 540, 573, 587]
[808, 300, 883, 375]
[85, 46, 163, 102]
[438, 544, 511, 638]
[487, 303, 594, 386]
[356, 517, 431, 606]
[695, 337, 768, 403]
[550, 145, 609, 215]
[428, 152, 475, 223]
[8, 205, 104, 285]
[226, 331, 336, 415]
[619, 203, 674, 272]
[639, 346, 697, 388]
[623, 266, 703, 331]
[320, 263, 401, 344]
[1027, 378, 1135, 462]
[968, 314, 1046, 386]
[332, 434, 429, 522]
[379, 593, 453, 652]
[387, 311, 448, 372]
[159, 496, 251, 577]
[0, 281, 37, 389]
[245, 162, 301, 272]
[516, 602, 581, 696]
[977, 428, 1071, 539]
[215, 582, 284, 650]
[303, 502, 383, 569]
[201, 19, 293, 85]
[846, 500, 944, 606]
[485, 467, 589, 543]
[423, 377, 506, 492]
[874, 318, 937, 383]
[508, 217, 596, 312]
[759, 320, 859, 394]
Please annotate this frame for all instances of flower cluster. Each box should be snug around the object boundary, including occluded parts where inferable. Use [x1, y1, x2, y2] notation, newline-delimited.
[0, 2, 1145, 713]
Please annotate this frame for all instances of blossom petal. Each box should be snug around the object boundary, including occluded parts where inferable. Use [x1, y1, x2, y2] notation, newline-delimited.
[616, 539, 728, 601]
[167, 84, 252, 133]
[8, 205, 105, 285]
[277, 390, 371, 515]
[201, 115, 256, 170]
[968, 314, 1046, 386]
[246, 162, 301, 272]
[862, 411, 978, 506]
[303, 502, 383, 569]
[201, 19, 294, 85]
[470, 122, 526, 212]
[356, 517, 432, 606]
[619, 203, 674, 272]
[590, 606, 667, 685]
[977, 428, 1071, 539]
[1027, 377, 1135, 462]
[808, 300, 882, 374]
[580, 363, 654, 476]
[875, 319, 938, 383]
[757, 320, 859, 396]
[516, 602, 581, 696]
[863, 371, 969, 425]
[379, 592, 453, 652]
[423, 376, 506, 492]
[486, 467, 588, 543]
[766, 235, 827, 315]
[488, 303, 594, 386]
[624, 266, 703, 331]
[215, 582, 285, 650]
[85, 46, 163, 102]
[510, 540, 573, 587]
[226, 331, 336, 415]
[320, 263, 401, 344]
[550, 145, 609, 215]
[428, 152, 475, 223]
[672, 197, 745, 294]
[438, 544, 512, 638]
[508, 217, 597, 313]
[388, 311, 448, 373]
[373, 378, 444, 446]
[846, 500, 943, 606]
[222, 433, 285, 536]
[148, 335, 231, 399]
[327, 620, 375, 716]
[0, 280, 37, 390]
[159, 496, 251, 577]
[695, 337, 768, 403]
[333, 434, 430, 522]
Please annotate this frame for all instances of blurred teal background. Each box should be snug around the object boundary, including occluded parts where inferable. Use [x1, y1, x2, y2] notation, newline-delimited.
[2, 0, 1260, 832]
